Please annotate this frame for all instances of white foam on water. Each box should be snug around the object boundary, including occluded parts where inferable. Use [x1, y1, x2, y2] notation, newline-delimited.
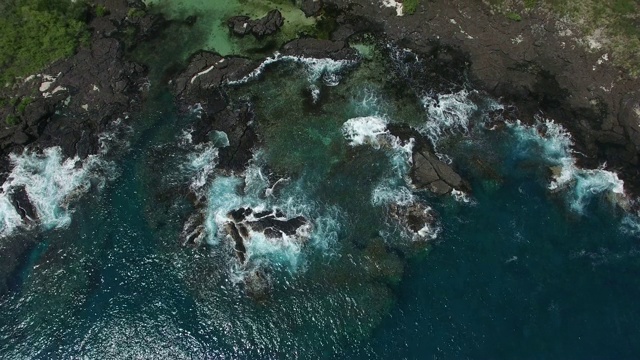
[621, 210, 640, 237]
[342, 116, 390, 148]
[510, 118, 626, 213]
[342, 115, 414, 176]
[226, 53, 357, 99]
[451, 189, 474, 204]
[372, 181, 415, 207]
[188, 103, 204, 118]
[0, 146, 116, 236]
[342, 115, 441, 241]
[420, 90, 478, 145]
[200, 153, 343, 276]
[382, 0, 404, 16]
[179, 129, 194, 147]
[211, 130, 230, 148]
[186, 143, 219, 192]
[417, 221, 440, 241]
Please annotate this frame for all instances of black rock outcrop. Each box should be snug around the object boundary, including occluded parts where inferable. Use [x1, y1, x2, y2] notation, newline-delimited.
[228, 10, 284, 39]
[411, 148, 464, 195]
[224, 207, 309, 264]
[300, 0, 323, 17]
[281, 38, 359, 61]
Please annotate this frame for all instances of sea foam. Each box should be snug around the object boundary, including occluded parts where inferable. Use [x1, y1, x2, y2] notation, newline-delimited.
[510, 118, 626, 213]
[0, 146, 116, 237]
[227, 53, 357, 86]
[196, 152, 342, 277]
[420, 90, 478, 145]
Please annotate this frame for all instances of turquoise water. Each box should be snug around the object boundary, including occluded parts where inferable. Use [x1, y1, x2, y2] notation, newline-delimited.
[1, 8, 640, 359]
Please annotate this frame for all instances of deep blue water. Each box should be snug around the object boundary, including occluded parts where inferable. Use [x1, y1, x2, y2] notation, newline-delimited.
[1, 24, 640, 360]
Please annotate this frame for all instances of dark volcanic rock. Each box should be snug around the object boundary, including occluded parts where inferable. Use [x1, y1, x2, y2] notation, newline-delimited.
[301, 0, 323, 17]
[389, 201, 437, 240]
[281, 38, 359, 61]
[227, 10, 284, 39]
[223, 207, 309, 264]
[411, 148, 463, 195]
[9, 186, 37, 222]
[326, 0, 640, 195]
[174, 51, 255, 97]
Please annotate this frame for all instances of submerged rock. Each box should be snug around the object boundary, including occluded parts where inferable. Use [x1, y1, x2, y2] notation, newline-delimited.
[389, 201, 438, 240]
[227, 10, 284, 39]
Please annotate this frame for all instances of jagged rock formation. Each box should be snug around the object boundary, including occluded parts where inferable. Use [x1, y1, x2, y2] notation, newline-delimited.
[225, 207, 308, 264]
[227, 10, 284, 39]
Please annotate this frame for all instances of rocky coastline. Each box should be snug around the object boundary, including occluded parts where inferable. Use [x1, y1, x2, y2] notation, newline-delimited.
[0, 0, 638, 293]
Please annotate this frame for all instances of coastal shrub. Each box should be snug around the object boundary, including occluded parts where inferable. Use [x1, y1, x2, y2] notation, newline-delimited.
[127, 7, 145, 18]
[96, 5, 108, 17]
[0, 0, 89, 84]
[506, 12, 522, 21]
[17, 97, 33, 114]
[5, 114, 19, 126]
[403, 0, 420, 15]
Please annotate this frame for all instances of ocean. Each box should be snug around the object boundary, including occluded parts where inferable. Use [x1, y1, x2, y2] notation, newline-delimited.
[0, 2, 639, 358]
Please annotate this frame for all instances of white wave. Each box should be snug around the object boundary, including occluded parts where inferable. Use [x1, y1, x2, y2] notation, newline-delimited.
[342, 115, 414, 178]
[0, 147, 116, 237]
[451, 189, 474, 204]
[179, 129, 194, 147]
[188, 103, 204, 118]
[372, 182, 415, 207]
[186, 143, 219, 192]
[309, 84, 320, 103]
[621, 211, 640, 237]
[342, 116, 390, 148]
[510, 118, 626, 213]
[420, 90, 477, 145]
[382, 0, 404, 16]
[226, 53, 357, 97]
[417, 221, 440, 241]
[199, 153, 342, 275]
[211, 130, 230, 148]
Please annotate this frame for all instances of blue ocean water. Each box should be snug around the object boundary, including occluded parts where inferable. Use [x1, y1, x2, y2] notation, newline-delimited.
[1, 22, 640, 360]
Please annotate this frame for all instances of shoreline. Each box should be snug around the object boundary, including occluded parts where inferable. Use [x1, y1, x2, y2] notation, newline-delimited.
[0, 0, 637, 222]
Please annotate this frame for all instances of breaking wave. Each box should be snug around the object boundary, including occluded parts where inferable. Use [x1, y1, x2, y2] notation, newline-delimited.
[510, 118, 626, 213]
[186, 150, 342, 278]
[420, 90, 478, 145]
[0, 146, 117, 237]
[227, 53, 357, 86]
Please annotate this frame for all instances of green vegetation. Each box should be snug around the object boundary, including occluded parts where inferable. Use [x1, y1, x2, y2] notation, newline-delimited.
[95, 4, 108, 17]
[5, 114, 19, 126]
[0, 0, 89, 85]
[17, 97, 33, 114]
[127, 7, 145, 18]
[506, 12, 522, 21]
[403, 0, 420, 15]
